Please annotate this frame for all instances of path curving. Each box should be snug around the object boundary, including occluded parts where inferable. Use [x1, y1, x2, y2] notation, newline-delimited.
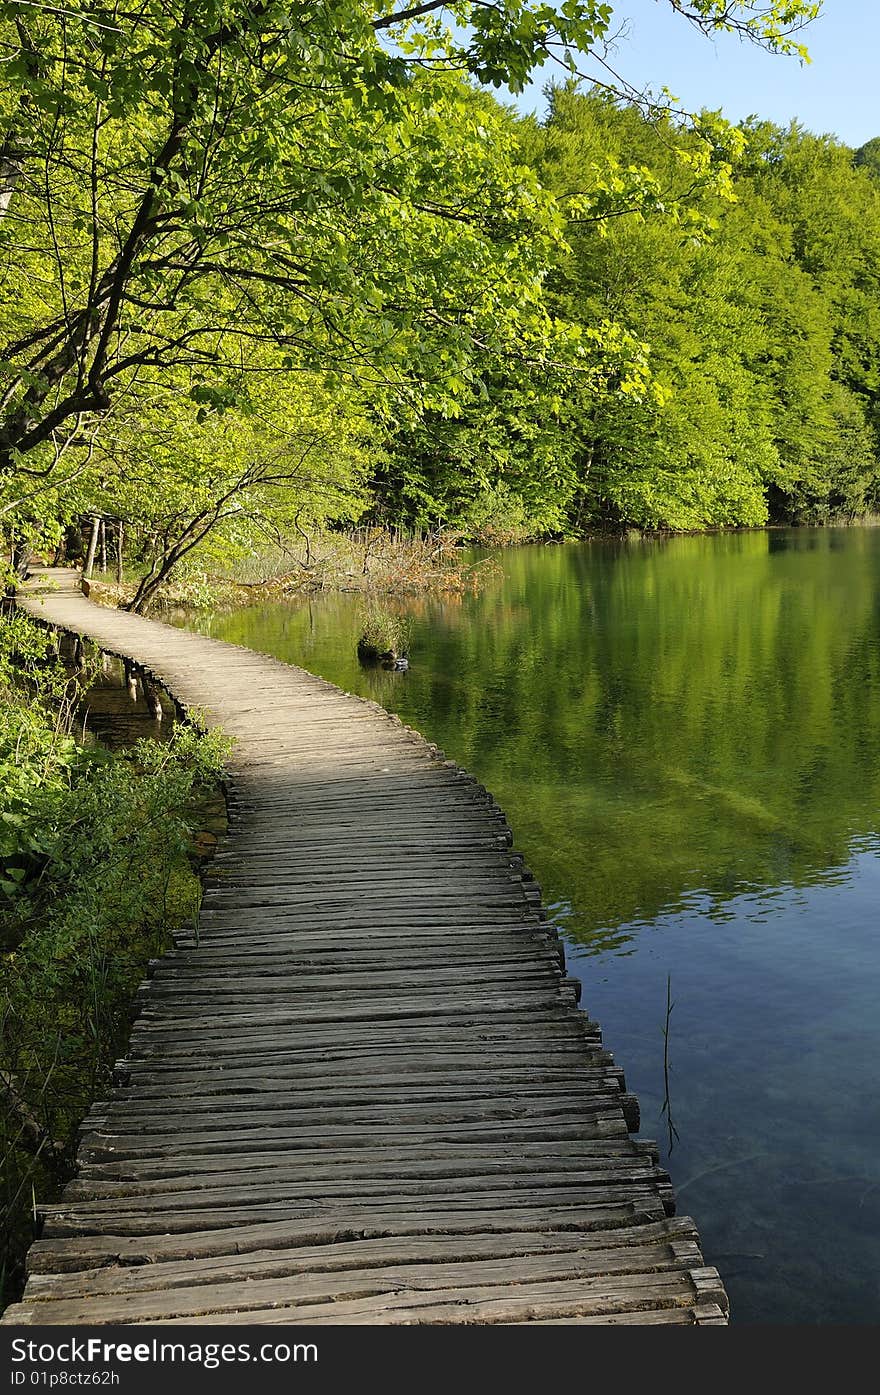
[2, 569, 728, 1325]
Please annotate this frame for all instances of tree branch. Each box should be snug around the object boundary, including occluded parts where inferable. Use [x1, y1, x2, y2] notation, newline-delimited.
[0, 1067, 67, 1168]
[371, 1, 454, 30]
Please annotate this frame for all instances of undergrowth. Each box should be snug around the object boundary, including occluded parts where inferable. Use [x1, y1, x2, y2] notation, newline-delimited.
[84, 526, 501, 614]
[0, 609, 230, 1306]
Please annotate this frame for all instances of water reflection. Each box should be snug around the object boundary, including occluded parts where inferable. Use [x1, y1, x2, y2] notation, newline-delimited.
[173, 528, 880, 941]
[171, 527, 880, 1322]
[61, 641, 177, 748]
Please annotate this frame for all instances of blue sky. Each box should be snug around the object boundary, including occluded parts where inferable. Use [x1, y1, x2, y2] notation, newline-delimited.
[515, 1, 878, 149]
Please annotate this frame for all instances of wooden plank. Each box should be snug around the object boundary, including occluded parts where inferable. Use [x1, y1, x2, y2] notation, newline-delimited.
[5, 1246, 713, 1324]
[111, 1072, 625, 1105]
[82, 1093, 634, 1131]
[121, 1022, 598, 1057]
[25, 1219, 702, 1299]
[7, 1269, 727, 1326]
[141, 963, 559, 993]
[86, 1083, 629, 1121]
[77, 1139, 654, 1180]
[25, 1201, 670, 1272]
[148, 945, 565, 972]
[127, 997, 580, 1031]
[65, 1155, 668, 1202]
[40, 1180, 676, 1233]
[112, 1067, 624, 1101]
[78, 1118, 637, 1163]
[115, 1043, 600, 1078]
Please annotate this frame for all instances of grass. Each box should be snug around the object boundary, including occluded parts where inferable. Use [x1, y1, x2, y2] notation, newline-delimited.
[357, 606, 412, 661]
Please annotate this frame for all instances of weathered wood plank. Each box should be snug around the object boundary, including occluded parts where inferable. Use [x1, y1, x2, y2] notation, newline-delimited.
[66, 1154, 668, 1202]
[78, 1118, 638, 1163]
[39, 1189, 677, 1243]
[25, 1219, 701, 1299]
[115, 1041, 599, 1077]
[25, 1201, 669, 1273]
[77, 1138, 653, 1180]
[6, 1246, 713, 1324]
[7, 1269, 727, 1326]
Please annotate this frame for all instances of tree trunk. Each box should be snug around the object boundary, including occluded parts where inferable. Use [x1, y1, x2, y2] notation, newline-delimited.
[126, 565, 163, 615]
[8, 533, 31, 586]
[99, 518, 107, 572]
[115, 520, 124, 584]
[0, 135, 25, 224]
[83, 516, 100, 578]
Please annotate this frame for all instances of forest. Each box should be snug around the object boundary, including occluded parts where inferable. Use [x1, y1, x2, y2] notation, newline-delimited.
[1, 0, 877, 608]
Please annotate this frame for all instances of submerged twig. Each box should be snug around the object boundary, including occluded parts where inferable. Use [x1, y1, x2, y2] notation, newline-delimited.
[660, 973, 680, 1153]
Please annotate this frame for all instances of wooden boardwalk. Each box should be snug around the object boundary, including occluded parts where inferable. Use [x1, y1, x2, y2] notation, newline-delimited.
[2, 570, 728, 1325]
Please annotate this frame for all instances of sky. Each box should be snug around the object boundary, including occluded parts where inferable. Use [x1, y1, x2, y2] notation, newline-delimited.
[515, 0, 879, 149]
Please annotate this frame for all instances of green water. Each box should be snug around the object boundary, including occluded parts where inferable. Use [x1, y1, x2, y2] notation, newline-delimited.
[172, 527, 880, 1323]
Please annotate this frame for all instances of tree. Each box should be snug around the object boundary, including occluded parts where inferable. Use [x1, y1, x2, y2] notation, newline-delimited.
[92, 360, 374, 612]
[854, 137, 880, 180]
[512, 86, 880, 533]
[0, 1, 822, 481]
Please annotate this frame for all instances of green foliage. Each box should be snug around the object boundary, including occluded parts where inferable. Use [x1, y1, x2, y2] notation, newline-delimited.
[500, 88, 880, 534]
[854, 137, 880, 181]
[0, 4, 583, 489]
[0, 611, 104, 895]
[358, 605, 412, 658]
[0, 0, 824, 568]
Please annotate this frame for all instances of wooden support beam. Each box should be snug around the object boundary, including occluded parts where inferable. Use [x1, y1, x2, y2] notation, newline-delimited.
[142, 674, 163, 722]
[123, 659, 138, 703]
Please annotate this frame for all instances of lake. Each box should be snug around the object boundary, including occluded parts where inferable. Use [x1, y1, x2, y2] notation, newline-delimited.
[172, 526, 880, 1324]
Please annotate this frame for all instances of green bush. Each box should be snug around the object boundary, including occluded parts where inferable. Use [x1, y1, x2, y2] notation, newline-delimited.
[357, 607, 412, 660]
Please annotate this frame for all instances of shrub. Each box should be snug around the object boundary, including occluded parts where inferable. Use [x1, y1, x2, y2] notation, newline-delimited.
[357, 607, 412, 661]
